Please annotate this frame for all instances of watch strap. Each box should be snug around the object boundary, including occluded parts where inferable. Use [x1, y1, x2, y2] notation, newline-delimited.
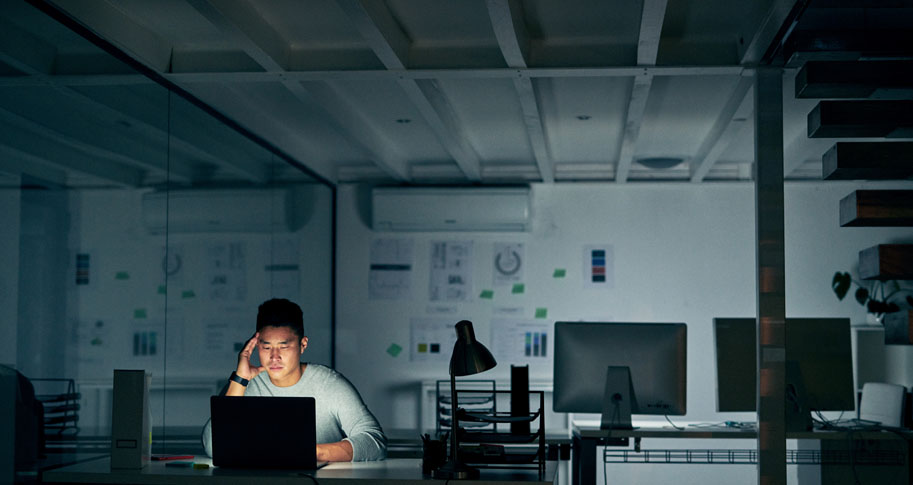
[229, 371, 249, 387]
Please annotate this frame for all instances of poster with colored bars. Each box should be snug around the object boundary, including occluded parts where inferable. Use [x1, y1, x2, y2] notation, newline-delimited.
[490, 319, 552, 368]
[583, 245, 614, 288]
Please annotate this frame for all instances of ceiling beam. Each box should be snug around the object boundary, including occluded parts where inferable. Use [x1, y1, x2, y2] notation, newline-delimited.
[51, 0, 174, 72]
[615, 0, 668, 183]
[0, 145, 68, 186]
[739, 0, 802, 65]
[487, 0, 554, 183]
[690, 75, 754, 182]
[336, 0, 482, 181]
[0, 22, 267, 185]
[184, 0, 287, 72]
[185, 0, 406, 181]
[0, 119, 143, 186]
[614, 74, 653, 183]
[0, 65, 748, 88]
[0, 105, 193, 183]
[294, 82, 410, 180]
[637, 0, 669, 65]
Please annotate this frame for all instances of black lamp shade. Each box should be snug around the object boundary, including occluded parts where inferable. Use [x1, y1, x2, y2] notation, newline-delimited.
[449, 320, 497, 377]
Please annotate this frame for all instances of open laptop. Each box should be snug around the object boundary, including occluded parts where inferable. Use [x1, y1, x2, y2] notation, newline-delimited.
[210, 396, 328, 470]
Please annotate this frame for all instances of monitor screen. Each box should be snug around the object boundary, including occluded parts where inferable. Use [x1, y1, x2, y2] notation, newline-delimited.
[553, 321, 687, 416]
[713, 317, 855, 412]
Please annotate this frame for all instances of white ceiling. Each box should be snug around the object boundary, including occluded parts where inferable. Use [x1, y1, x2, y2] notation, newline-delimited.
[0, 0, 901, 188]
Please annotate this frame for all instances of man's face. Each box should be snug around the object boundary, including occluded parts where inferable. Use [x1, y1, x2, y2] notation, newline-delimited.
[257, 325, 307, 384]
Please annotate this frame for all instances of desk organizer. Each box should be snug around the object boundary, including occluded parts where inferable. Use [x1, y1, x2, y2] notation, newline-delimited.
[453, 390, 546, 476]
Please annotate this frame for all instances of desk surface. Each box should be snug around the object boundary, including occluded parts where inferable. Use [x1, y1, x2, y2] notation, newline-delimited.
[43, 457, 558, 485]
[574, 424, 913, 441]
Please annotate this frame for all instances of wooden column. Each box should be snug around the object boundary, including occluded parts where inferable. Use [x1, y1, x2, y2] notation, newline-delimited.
[755, 67, 787, 485]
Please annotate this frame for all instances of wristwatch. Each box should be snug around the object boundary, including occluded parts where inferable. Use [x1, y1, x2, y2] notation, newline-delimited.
[229, 371, 249, 387]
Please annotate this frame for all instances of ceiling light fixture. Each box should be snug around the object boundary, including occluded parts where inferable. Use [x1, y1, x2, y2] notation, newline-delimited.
[637, 157, 684, 170]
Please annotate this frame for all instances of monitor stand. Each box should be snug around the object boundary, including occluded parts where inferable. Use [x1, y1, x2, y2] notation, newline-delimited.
[600, 366, 636, 430]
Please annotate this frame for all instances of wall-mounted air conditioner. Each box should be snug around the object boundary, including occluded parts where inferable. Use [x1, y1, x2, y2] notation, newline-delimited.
[141, 187, 312, 234]
[372, 187, 531, 232]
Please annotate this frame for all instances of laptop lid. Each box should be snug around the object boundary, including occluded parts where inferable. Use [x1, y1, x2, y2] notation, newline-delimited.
[211, 396, 321, 469]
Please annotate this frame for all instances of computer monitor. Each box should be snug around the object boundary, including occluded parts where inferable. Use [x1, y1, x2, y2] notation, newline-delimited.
[553, 321, 687, 430]
[713, 317, 855, 415]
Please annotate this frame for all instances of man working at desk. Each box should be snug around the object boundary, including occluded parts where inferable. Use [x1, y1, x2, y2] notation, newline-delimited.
[203, 298, 386, 462]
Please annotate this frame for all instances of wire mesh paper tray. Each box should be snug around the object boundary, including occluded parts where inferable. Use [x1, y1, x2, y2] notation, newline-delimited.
[604, 449, 905, 465]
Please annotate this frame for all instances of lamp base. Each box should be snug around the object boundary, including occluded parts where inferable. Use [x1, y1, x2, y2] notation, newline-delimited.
[431, 460, 480, 480]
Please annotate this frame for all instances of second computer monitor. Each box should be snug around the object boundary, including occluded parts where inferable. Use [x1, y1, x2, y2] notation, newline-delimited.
[553, 321, 687, 424]
[713, 317, 855, 413]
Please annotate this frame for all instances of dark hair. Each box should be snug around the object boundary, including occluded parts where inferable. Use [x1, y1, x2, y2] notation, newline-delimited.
[256, 298, 304, 340]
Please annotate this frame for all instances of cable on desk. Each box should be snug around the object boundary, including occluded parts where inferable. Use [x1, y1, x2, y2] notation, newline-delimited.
[664, 415, 684, 430]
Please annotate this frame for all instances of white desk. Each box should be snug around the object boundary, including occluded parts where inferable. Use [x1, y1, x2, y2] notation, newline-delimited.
[42, 457, 558, 485]
[572, 424, 911, 485]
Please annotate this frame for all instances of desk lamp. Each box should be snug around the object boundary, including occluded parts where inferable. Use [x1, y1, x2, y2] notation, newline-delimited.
[432, 320, 497, 480]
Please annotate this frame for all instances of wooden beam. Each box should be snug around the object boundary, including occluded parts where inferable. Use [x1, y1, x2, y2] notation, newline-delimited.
[297, 81, 410, 180]
[637, 0, 669, 66]
[486, 0, 553, 183]
[0, 119, 142, 187]
[615, 74, 653, 183]
[690, 75, 754, 182]
[808, 101, 913, 138]
[822, 142, 913, 180]
[840, 190, 913, 227]
[51, 0, 174, 72]
[739, 0, 802, 65]
[796, 61, 913, 100]
[0, 146, 68, 186]
[616, 0, 667, 182]
[184, 0, 288, 72]
[859, 244, 913, 280]
[337, 0, 482, 181]
[784, 29, 913, 67]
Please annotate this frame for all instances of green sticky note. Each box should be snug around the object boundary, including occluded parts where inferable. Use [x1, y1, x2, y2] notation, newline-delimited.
[157, 285, 167, 295]
[418, 343, 428, 353]
[181, 290, 196, 299]
[134, 308, 147, 319]
[480, 289, 494, 299]
[553, 268, 566, 278]
[115, 271, 130, 280]
[512, 283, 525, 294]
[387, 343, 403, 358]
[535, 308, 548, 319]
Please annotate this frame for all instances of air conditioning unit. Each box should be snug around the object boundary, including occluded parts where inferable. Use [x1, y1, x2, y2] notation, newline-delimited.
[141, 188, 311, 234]
[372, 187, 531, 232]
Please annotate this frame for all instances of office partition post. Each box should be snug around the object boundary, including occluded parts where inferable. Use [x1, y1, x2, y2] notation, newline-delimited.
[755, 66, 787, 485]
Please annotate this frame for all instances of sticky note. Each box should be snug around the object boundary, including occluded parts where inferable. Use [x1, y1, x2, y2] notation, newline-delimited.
[134, 308, 147, 319]
[181, 290, 196, 299]
[553, 268, 566, 278]
[387, 343, 403, 357]
[479, 289, 494, 299]
[157, 285, 167, 295]
[418, 343, 428, 353]
[115, 271, 130, 280]
[512, 283, 525, 294]
[535, 308, 548, 319]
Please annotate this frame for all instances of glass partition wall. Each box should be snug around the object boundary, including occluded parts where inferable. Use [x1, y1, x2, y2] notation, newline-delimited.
[0, 1, 333, 449]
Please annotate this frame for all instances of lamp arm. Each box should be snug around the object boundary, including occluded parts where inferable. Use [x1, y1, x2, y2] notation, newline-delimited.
[450, 372, 459, 464]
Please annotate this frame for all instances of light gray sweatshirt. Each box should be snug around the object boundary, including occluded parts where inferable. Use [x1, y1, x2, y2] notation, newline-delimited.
[202, 363, 386, 461]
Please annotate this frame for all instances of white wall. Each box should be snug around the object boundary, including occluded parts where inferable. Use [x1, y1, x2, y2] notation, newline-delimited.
[336, 181, 913, 484]
[0, 187, 20, 367]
